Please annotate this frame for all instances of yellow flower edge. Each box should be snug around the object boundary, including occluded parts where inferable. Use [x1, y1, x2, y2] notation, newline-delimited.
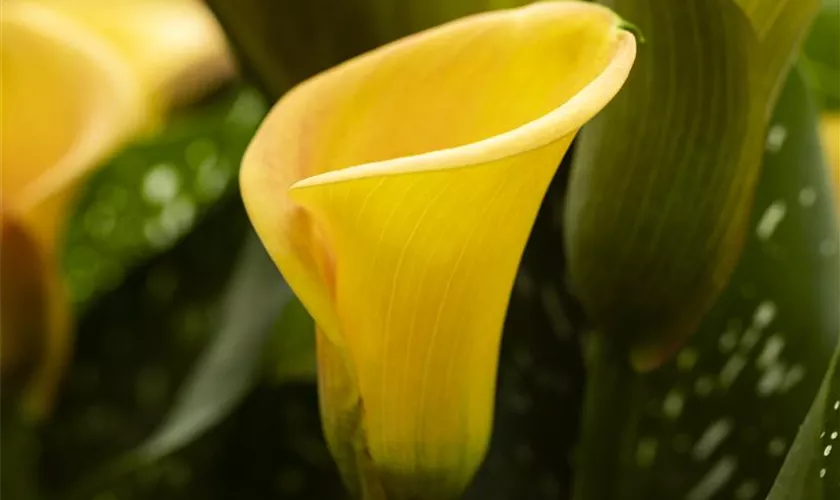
[241, 1, 635, 497]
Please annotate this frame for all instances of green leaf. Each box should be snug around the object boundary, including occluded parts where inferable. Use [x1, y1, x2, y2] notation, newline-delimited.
[573, 64, 839, 499]
[205, 0, 531, 99]
[801, 0, 840, 110]
[566, 0, 819, 371]
[733, 0, 811, 41]
[55, 225, 307, 500]
[61, 85, 267, 307]
[138, 232, 291, 460]
[266, 297, 317, 384]
[47, 197, 254, 499]
[731, 0, 823, 113]
[766, 346, 840, 499]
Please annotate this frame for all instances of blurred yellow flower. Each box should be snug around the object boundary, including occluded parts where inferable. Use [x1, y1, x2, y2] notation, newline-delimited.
[241, 2, 635, 497]
[0, 0, 234, 418]
[821, 112, 840, 200]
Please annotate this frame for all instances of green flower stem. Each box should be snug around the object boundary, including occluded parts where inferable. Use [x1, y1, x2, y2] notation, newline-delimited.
[573, 332, 645, 500]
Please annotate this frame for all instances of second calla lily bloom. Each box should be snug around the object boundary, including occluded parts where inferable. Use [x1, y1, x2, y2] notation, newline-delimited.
[1, 0, 233, 417]
[242, 2, 635, 498]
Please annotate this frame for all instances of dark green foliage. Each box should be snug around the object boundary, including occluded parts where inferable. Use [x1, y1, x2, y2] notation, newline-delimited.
[802, 0, 840, 110]
[61, 86, 266, 307]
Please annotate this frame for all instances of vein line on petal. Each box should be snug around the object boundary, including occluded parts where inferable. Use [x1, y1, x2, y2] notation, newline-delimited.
[414, 175, 509, 467]
[354, 177, 387, 232]
[359, 178, 421, 456]
[438, 167, 529, 475]
[379, 179, 451, 463]
[399, 182, 453, 469]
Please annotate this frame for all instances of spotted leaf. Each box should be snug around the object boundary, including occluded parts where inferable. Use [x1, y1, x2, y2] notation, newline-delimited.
[574, 67, 838, 500]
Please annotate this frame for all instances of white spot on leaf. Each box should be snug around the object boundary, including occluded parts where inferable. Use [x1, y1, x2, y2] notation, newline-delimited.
[820, 239, 838, 257]
[143, 163, 181, 205]
[752, 301, 777, 330]
[767, 437, 786, 457]
[686, 456, 737, 500]
[720, 354, 747, 388]
[765, 124, 787, 152]
[757, 363, 786, 396]
[719, 325, 739, 353]
[740, 327, 762, 351]
[781, 364, 806, 392]
[798, 187, 817, 207]
[663, 389, 685, 420]
[756, 334, 785, 370]
[693, 418, 733, 461]
[756, 201, 786, 240]
[160, 197, 196, 236]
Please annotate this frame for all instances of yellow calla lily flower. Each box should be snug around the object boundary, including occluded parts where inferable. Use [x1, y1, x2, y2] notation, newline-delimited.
[0, 0, 233, 418]
[241, 2, 635, 497]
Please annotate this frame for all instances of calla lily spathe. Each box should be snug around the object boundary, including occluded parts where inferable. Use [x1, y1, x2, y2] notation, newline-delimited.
[241, 2, 635, 497]
[0, 0, 233, 417]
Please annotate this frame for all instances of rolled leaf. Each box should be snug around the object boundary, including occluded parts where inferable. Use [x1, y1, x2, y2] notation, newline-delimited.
[572, 64, 839, 500]
[564, 0, 820, 371]
[802, 0, 840, 111]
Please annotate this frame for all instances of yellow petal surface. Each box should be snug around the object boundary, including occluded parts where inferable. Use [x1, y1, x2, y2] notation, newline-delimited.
[241, 2, 635, 496]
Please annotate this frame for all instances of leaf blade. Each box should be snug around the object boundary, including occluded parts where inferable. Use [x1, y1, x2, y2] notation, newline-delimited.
[138, 232, 291, 460]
